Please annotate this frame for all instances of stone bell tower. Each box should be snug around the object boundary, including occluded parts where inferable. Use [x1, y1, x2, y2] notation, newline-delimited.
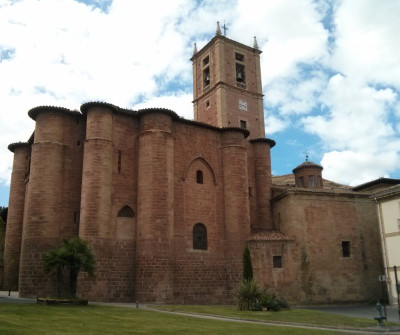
[191, 22, 265, 139]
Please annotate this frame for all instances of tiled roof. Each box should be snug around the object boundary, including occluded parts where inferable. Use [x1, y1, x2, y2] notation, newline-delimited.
[248, 230, 293, 242]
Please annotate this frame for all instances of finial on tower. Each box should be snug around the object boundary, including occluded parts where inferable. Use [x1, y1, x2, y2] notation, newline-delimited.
[216, 21, 222, 36]
[253, 36, 259, 49]
[303, 150, 310, 162]
[193, 42, 197, 55]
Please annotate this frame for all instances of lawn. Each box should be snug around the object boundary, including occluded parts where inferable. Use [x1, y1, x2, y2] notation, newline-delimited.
[151, 304, 380, 328]
[0, 303, 386, 335]
[0, 303, 337, 335]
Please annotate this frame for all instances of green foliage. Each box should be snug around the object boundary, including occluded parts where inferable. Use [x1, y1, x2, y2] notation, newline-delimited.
[242, 245, 253, 281]
[261, 292, 289, 312]
[43, 237, 96, 298]
[0, 207, 7, 223]
[234, 279, 262, 311]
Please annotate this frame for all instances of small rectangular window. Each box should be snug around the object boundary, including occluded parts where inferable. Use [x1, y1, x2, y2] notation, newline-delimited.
[240, 120, 247, 129]
[273, 256, 282, 268]
[342, 241, 350, 257]
[235, 53, 244, 62]
[299, 177, 304, 187]
[203, 55, 209, 66]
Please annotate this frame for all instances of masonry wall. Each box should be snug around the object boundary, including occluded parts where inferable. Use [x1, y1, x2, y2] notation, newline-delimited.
[3, 143, 30, 290]
[18, 108, 84, 298]
[265, 191, 383, 304]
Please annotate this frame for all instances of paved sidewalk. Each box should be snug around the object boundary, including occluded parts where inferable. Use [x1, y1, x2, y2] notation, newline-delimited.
[0, 290, 35, 304]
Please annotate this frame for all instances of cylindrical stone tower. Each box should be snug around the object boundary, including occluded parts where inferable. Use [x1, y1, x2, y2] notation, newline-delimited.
[135, 109, 174, 303]
[3, 142, 30, 290]
[250, 138, 276, 230]
[78, 103, 114, 301]
[220, 128, 250, 288]
[19, 106, 80, 298]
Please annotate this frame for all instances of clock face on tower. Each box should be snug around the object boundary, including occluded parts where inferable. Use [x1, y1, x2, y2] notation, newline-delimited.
[239, 99, 247, 111]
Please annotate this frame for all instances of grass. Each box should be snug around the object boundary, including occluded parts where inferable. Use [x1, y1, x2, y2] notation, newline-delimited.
[151, 304, 381, 328]
[0, 303, 339, 335]
[1, 302, 397, 334]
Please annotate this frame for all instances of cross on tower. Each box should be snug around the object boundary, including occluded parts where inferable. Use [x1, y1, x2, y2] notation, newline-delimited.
[221, 21, 228, 36]
[303, 150, 310, 162]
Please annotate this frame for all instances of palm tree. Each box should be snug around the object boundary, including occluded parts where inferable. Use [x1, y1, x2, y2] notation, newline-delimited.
[62, 237, 96, 297]
[43, 237, 95, 297]
[43, 246, 69, 297]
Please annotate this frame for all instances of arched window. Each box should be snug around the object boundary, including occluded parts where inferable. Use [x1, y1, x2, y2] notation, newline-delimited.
[193, 223, 207, 250]
[196, 170, 203, 184]
[118, 205, 135, 218]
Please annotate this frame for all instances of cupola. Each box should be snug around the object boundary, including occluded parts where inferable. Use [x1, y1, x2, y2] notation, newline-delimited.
[292, 160, 323, 188]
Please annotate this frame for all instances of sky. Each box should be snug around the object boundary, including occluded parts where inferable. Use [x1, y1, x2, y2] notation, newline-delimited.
[0, 0, 399, 206]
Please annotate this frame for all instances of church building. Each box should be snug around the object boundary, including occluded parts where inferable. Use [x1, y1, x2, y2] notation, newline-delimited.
[3, 25, 384, 304]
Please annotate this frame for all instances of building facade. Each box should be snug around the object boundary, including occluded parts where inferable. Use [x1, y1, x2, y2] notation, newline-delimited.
[3, 28, 385, 304]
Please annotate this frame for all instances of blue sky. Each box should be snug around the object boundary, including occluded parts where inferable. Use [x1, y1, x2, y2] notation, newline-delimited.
[0, 0, 399, 206]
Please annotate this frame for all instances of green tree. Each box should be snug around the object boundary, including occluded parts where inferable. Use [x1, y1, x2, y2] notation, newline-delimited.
[43, 237, 96, 297]
[242, 244, 253, 281]
[62, 237, 96, 297]
[43, 246, 69, 297]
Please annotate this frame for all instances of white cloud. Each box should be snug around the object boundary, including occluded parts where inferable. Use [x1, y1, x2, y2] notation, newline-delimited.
[321, 150, 400, 186]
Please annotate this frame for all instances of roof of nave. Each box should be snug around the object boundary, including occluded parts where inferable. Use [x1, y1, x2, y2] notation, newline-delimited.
[352, 177, 400, 193]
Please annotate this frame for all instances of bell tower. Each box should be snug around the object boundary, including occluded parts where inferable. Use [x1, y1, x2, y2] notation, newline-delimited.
[191, 22, 265, 139]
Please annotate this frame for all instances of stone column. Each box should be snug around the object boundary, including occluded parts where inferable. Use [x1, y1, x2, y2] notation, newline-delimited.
[78, 105, 113, 300]
[250, 138, 275, 230]
[3, 142, 30, 290]
[136, 109, 174, 303]
[221, 128, 249, 289]
[19, 107, 70, 298]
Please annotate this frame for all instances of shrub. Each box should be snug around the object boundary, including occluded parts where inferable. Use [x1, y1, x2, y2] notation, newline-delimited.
[234, 279, 262, 311]
[261, 292, 289, 311]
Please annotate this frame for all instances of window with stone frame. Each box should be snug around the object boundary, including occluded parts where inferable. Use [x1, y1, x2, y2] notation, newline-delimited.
[193, 223, 207, 250]
[273, 255, 283, 268]
[196, 170, 203, 184]
[342, 241, 350, 257]
[118, 205, 135, 218]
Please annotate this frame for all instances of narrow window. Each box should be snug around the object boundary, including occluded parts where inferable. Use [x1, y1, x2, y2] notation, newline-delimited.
[206, 100, 210, 108]
[196, 170, 203, 184]
[342, 241, 350, 257]
[273, 256, 282, 268]
[248, 187, 253, 197]
[118, 206, 135, 218]
[193, 223, 207, 250]
[203, 55, 209, 66]
[308, 175, 315, 188]
[118, 150, 122, 174]
[73, 211, 80, 225]
[299, 177, 304, 187]
[240, 120, 247, 129]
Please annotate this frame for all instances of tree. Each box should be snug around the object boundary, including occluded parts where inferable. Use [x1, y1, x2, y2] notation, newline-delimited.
[62, 237, 96, 297]
[43, 246, 69, 297]
[43, 237, 95, 297]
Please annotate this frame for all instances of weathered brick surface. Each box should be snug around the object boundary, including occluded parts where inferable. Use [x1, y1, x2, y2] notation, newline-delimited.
[3, 144, 30, 289]
[254, 192, 383, 305]
[4, 34, 384, 306]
